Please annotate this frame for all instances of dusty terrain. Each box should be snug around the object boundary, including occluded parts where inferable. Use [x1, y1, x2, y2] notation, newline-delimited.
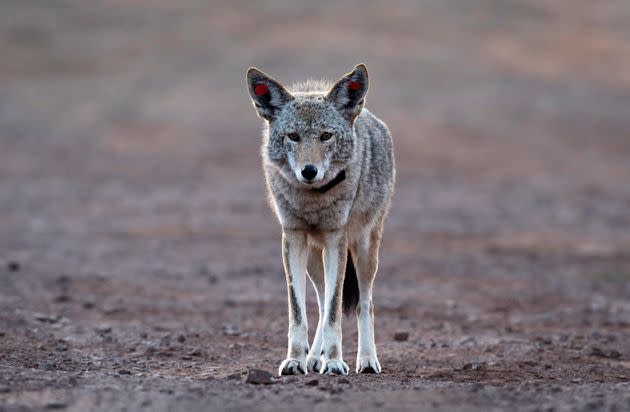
[1, 1, 630, 410]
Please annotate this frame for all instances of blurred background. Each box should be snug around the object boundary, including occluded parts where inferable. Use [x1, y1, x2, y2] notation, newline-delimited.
[1, 1, 630, 410]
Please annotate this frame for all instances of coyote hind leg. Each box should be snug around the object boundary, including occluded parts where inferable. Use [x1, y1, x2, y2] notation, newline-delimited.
[351, 225, 383, 373]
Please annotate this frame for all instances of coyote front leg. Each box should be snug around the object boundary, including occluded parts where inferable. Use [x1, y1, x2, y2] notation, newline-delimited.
[306, 246, 326, 373]
[319, 230, 349, 375]
[278, 230, 309, 375]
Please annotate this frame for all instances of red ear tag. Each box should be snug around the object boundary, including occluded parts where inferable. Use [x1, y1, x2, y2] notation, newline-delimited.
[254, 83, 269, 96]
[347, 81, 361, 91]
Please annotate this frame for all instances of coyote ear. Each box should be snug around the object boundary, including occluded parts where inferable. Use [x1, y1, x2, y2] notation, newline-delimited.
[325, 64, 369, 122]
[246, 67, 293, 121]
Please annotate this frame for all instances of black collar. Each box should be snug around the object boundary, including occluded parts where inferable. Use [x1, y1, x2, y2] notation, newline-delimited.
[311, 170, 346, 194]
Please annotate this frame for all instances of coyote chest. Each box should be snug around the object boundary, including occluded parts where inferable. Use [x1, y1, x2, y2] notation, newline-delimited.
[267, 168, 358, 231]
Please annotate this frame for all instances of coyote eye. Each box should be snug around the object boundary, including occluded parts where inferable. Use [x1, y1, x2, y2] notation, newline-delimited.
[320, 132, 333, 142]
[287, 132, 300, 142]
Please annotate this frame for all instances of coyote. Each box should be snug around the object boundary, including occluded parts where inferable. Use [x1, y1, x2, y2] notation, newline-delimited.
[246, 64, 395, 375]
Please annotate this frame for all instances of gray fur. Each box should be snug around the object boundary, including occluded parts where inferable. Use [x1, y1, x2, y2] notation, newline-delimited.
[246, 64, 395, 375]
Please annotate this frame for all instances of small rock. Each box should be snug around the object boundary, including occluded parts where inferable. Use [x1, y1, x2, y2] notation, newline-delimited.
[320, 384, 343, 394]
[393, 331, 409, 342]
[34, 313, 58, 323]
[7, 261, 20, 272]
[181, 355, 193, 361]
[223, 324, 239, 336]
[118, 369, 131, 375]
[460, 362, 486, 372]
[223, 299, 237, 307]
[244, 369, 275, 385]
[590, 346, 606, 357]
[470, 383, 483, 392]
[305, 378, 319, 386]
[0, 384, 10, 393]
[103, 306, 123, 315]
[53, 295, 71, 303]
[188, 348, 203, 357]
[43, 362, 57, 371]
[177, 334, 186, 343]
[45, 401, 66, 409]
[338, 377, 351, 385]
[95, 325, 112, 334]
[82, 301, 95, 309]
[283, 376, 299, 384]
[226, 373, 241, 380]
[609, 350, 622, 359]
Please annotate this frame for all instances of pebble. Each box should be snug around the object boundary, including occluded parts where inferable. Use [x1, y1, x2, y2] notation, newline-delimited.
[590, 346, 622, 359]
[462, 362, 486, 371]
[95, 325, 112, 334]
[305, 378, 319, 386]
[0, 384, 10, 393]
[118, 369, 132, 375]
[45, 401, 67, 409]
[188, 348, 203, 357]
[244, 369, 275, 385]
[590, 346, 605, 357]
[223, 324, 239, 336]
[53, 295, 71, 303]
[34, 313, 58, 323]
[393, 331, 409, 341]
[7, 261, 20, 272]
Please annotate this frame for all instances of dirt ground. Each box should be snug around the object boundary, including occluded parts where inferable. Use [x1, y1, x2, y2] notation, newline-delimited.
[1, 1, 630, 411]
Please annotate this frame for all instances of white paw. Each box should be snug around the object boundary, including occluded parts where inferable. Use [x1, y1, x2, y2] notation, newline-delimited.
[356, 355, 381, 374]
[306, 354, 322, 373]
[320, 359, 349, 375]
[278, 358, 307, 375]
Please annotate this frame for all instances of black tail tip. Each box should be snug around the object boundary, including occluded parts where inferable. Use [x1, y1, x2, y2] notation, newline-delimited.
[342, 252, 360, 315]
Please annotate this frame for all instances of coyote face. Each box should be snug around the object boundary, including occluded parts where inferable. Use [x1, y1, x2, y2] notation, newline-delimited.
[246, 64, 395, 376]
[247, 66, 367, 188]
[267, 99, 355, 186]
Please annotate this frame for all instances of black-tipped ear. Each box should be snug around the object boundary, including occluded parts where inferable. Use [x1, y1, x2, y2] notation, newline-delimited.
[325, 64, 369, 122]
[246, 67, 293, 121]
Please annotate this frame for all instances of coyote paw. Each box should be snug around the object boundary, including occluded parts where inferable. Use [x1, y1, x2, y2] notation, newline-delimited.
[356, 355, 381, 374]
[306, 354, 322, 373]
[320, 359, 349, 375]
[278, 358, 307, 375]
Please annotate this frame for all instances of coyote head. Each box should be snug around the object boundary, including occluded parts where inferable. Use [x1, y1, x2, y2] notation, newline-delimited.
[246, 64, 369, 187]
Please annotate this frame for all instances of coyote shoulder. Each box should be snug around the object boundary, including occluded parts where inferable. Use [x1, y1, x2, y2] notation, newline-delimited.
[246, 64, 395, 375]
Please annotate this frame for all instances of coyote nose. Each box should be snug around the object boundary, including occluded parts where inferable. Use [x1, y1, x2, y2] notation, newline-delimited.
[301, 164, 318, 181]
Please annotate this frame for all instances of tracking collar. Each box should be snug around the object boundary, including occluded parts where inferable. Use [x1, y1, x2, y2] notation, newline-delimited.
[311, 170, 346, 194]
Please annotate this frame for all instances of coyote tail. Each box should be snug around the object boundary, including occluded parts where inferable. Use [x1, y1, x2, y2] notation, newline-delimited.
[342, 250, 359, 315]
